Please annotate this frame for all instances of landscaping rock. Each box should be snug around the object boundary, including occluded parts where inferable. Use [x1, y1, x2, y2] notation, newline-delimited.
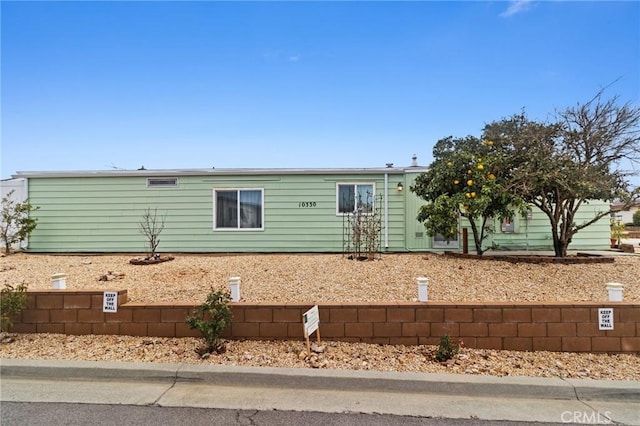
[1, 253, 637, 304]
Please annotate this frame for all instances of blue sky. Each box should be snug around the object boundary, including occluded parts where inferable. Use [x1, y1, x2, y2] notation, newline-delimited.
[1, 1, 639, 180]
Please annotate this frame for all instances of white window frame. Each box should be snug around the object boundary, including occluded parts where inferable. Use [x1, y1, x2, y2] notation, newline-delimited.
[432, 232, 460, 248]
[335, 182, 376, 216]
[213, 188, 264, 231]
[500, 215, 518, 233]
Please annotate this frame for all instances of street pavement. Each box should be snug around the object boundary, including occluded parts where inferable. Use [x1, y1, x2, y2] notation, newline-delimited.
[1, 359, 639, 425]
[0, 401, 574, 425]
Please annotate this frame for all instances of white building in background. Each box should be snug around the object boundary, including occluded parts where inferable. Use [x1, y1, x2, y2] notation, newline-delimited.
[0, 178, 29, 251]
[611, 200, 640, 225]
[1, 178, 26, 201]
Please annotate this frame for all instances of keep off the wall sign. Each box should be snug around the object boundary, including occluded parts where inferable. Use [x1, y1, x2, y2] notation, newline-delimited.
[103, 291, 118, 313]
[598, 308, 614, 330]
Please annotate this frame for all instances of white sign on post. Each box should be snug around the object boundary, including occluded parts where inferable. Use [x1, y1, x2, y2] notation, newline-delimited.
[303, 305, 320, 338]
[302, 305, 320, 356]
[598, 308, 614, 330]
[103, 291, 118, 313]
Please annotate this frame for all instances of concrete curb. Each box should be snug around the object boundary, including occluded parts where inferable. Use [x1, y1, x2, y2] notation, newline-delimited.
[2, 358, 638, 402]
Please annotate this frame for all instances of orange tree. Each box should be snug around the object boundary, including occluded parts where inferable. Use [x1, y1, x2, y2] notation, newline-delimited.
[411, 135, 523, 255]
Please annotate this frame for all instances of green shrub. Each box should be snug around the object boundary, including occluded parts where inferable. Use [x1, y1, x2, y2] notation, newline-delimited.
[610, 219, 625, 242]
[1, 191, 39, 255]
[633, 210, 640, 226]
[186, 288, 232, 355]
[1, 283, 28, 333]
[435, 335, 460, 362]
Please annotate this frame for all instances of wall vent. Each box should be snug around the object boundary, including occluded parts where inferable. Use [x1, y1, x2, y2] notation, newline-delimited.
[147, 177, 178, 188]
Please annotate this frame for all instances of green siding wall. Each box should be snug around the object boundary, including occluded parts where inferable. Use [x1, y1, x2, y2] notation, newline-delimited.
[404, 172, 434, 251]
[26, 173, 407, 253]
[25, 172, 611, 253]
[488, 200, 610, 251]
[404, 170, 610, 252]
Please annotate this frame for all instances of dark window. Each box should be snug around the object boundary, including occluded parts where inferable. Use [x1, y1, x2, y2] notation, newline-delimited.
[337, 183, 374, 214]
[215, 189, 263, 230]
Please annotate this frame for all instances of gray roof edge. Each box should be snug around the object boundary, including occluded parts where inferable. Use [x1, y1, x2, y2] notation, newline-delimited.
[13, 166, 428, 178]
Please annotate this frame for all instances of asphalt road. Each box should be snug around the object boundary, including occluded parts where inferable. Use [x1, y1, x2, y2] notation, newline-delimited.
[1, 402, 568, 426]
[2, 359, 638, 425]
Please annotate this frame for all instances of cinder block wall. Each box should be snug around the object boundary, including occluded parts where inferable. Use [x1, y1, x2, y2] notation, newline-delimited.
[11, 290, 640, 353]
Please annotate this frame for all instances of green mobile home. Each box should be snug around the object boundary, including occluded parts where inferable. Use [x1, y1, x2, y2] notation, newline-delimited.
[10, 166, 611, 253]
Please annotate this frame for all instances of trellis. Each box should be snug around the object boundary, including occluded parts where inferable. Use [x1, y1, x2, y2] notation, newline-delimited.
[342, 194, 383, 260]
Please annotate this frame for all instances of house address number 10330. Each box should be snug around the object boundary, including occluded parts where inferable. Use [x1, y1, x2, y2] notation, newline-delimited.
[298, 201, 317, 207]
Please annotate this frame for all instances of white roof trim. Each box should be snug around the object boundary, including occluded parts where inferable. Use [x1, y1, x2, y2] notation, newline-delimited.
[13, 166, 428, 179]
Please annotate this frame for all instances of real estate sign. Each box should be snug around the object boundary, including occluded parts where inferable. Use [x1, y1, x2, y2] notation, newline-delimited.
[303, 305, 319, 338]
[302, 305, 320, 356]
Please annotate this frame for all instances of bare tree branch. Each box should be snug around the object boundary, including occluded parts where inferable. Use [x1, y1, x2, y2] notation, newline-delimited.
[139, 208, 166, 258]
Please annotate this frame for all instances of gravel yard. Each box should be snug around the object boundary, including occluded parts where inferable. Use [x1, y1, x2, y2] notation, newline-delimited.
[2, 334, 639, 381]
[1, 252, 639, 304]
[1, 252, 639, 381]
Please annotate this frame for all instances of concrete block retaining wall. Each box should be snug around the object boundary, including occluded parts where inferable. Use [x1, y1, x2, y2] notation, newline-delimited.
[11, 290, 640, 353]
